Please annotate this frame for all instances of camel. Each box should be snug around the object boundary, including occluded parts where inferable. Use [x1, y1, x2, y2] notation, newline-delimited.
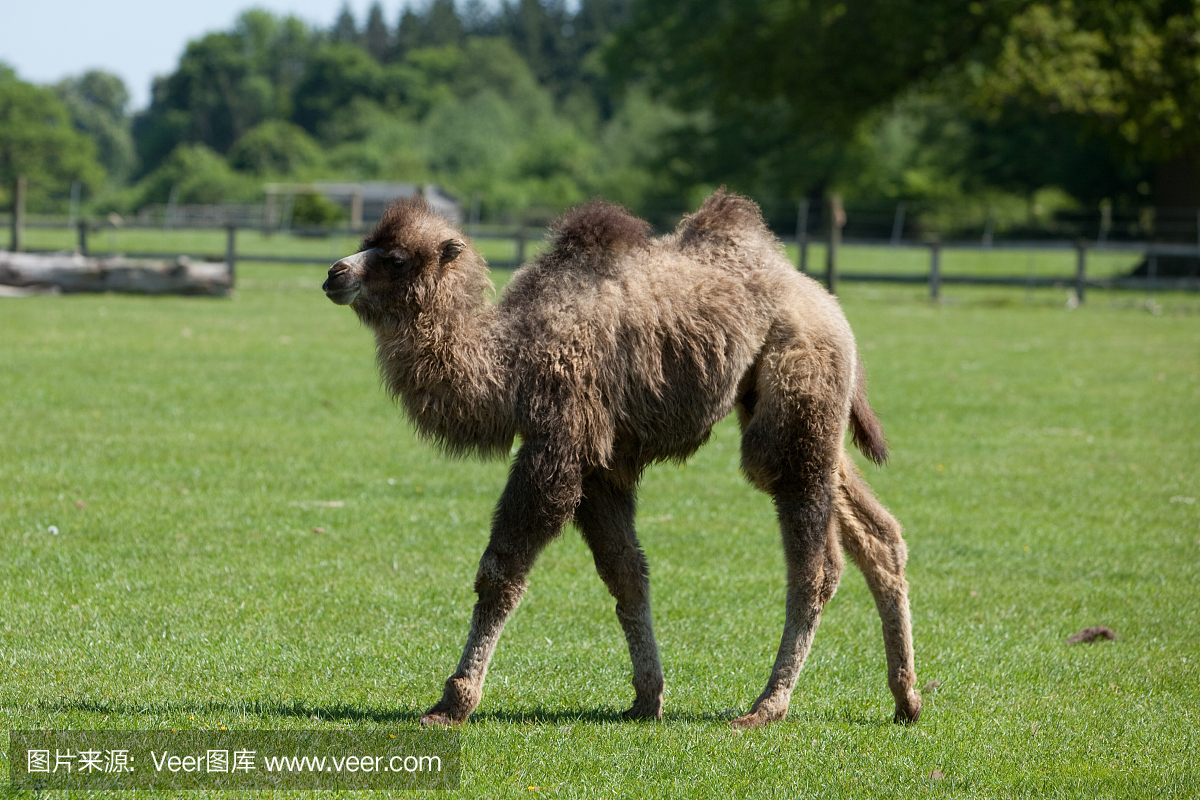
[322, 191, 921, 728]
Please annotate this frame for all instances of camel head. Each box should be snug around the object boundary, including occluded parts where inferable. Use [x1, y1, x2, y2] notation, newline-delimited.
[323, 196, 468, 317]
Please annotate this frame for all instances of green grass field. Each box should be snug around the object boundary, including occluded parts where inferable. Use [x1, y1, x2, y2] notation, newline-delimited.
[1, 260, 1198, 798]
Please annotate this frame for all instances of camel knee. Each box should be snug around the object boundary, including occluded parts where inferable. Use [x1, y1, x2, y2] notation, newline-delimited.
[592, 544, 650, 606]
[473, 549, 532, 611]
[785, 540, 843, 610]
[818, 540, 845, 605]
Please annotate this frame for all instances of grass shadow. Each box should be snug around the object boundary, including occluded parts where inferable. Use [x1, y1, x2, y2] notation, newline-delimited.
[39, 698, 424, 725]
[36, 698, 899, 728]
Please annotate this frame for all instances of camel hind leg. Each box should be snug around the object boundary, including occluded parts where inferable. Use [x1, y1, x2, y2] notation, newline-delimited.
[731, 479, 845, 729]
[835, 455, 922, 722]
[732, 387, 848, 729]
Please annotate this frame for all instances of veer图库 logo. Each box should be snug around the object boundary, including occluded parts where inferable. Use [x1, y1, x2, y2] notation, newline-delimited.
[9, 730, 459, 790]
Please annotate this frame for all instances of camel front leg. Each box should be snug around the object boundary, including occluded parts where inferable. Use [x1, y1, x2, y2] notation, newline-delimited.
[420, 441, 580, 726]
[576, 473, 663, 720]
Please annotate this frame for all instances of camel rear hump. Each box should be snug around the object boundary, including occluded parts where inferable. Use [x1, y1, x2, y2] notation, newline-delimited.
[676, 189, 772, 250]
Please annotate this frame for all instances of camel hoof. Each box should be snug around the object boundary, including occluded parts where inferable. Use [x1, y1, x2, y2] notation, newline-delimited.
[730, 709, 782, 730]
[893, 693, 922, 724]
[419, 711, 461, 727]
[621, 701, 662, 721]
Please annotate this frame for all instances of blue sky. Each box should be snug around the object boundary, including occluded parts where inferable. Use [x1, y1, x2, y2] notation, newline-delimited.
[0, 1, 416, 110]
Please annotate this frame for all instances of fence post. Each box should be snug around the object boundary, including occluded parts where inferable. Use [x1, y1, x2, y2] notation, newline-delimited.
[165, 184, 179, 230]
[225, 224, 237, 286]
[890, 201, 906, 246]
[468, 191, 481, 239]
[1074, 238, 1087, 305]
[77, 219, 89, 256]
[929, 235, 942, 300]
[350, 186, 364, 230]
[516, 224, 526, 267]
[67, 180, 81, 231]
[826, 194, 844, 294]
[796, 198, 809, 273]
[11, 175, 26, 252]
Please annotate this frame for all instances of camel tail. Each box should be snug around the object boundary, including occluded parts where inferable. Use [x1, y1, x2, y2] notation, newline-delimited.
[850, 357, 888, 466]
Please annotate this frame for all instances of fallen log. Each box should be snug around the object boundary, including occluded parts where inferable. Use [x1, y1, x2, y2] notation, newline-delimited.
[0, 251, 232, 297]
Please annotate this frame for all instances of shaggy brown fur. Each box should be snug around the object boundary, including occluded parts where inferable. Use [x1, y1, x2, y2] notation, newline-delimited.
[323, 191, 921, 728]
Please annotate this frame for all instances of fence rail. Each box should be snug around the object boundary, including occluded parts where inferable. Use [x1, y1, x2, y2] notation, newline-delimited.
[796, 212, 1200, 298]
[6, 219, 1200, 299]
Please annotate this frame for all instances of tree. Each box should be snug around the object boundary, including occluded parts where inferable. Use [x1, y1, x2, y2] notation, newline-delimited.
[227, 120, 324, 176]
[0, 65, 105, 210]
[975, 0, 1200, 210]
[498, 0, 573, 98]
[291, 193, 347, 226]
[292, 44, 386, 136]
[566, 0, 631, 115]
[963, 102, 1148, 208]
[132, 11, 317, 175]
[55, 71, 137, 185]
[424, 0, 464, 47]
[333, 4, 359, 44]
[615, 0, 1019, 135]
[609, 0, 1025, 198]
[394, 7, 423, 61]
[365, 3, 391, 61]
[131, 143, 256, 206]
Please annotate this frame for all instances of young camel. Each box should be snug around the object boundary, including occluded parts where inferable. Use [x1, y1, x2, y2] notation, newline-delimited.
[322, 191, 921, 728]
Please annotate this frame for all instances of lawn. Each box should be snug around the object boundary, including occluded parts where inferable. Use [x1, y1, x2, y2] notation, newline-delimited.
[1, 261, 1197, 798]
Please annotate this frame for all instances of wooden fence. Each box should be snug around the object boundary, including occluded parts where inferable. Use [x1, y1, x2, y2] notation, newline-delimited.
[802, 236, 1200, 300]
[6, 217, 1200, 300]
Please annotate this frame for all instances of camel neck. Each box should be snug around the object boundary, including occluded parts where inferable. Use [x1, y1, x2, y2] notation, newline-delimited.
[372, 266, 514, 458]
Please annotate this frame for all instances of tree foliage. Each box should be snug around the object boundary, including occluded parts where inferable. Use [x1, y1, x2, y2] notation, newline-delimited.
[132, 11, 316, 175]
[364, 3, 391, 61]
[0, 65, 105, 210]
[55, 71, 136, 185]
[120, 2, 646, 219]
[613, 0, 1020, 137]
[132, 143, 256, 206]
[227, 120, 324, 177]
[974, 0, 1200, 205]
[611, 0, 1200, 214]
[24, 0, 1199, 226]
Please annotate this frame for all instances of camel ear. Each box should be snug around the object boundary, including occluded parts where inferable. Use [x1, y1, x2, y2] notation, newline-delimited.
[439, 238, 466, 265]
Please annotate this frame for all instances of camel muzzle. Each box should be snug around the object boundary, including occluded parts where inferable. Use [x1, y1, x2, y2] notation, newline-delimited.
[324, 251, 373, 305]
[322, 279, 360, 305]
